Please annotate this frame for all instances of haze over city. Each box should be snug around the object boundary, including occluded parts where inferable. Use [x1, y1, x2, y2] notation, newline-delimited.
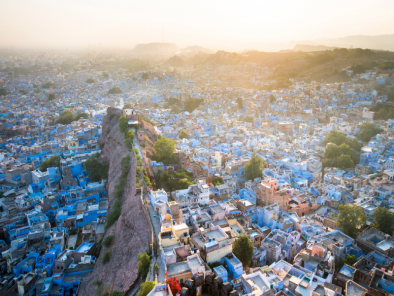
[1, 1, 394, 296]
[2, 0, 394, 51]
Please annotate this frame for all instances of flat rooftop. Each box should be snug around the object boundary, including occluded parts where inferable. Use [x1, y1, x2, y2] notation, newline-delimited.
[189, 257, 203, 268]
[212, 219, 228, 227]
[339, 266, 355, 277]
[210, 204, 223, 212]
[229, 257, 240, 266]
[248, 274, 269, 291]
[347, 281, 367, 296]
[167, 261, 191, 276]
[230, 224, 242, 234]
[193, 228, 227, 247]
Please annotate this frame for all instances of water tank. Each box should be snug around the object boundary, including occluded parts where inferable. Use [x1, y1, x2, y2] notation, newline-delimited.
[209, 238, 212, 242]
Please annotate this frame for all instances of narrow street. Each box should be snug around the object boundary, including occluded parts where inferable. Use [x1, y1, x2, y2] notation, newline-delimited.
[143, 190, 165, 284]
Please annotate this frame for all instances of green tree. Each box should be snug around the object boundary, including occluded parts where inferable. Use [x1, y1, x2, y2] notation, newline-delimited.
[232, 234, 254, 267]
[102, 72, 109, 78]
[0, 88, 8, 96]
[370, 103, 394, 120]
[176, 179, 193, 190]
[179, 130, 189, 139]
[324, 143, 338, 159]
[337, 205, 367, 238]
[336, 154, 355, 169]
[338, 143, 352, 157]
[324, 154, 354, 169]
[154, 136, 176, 165]
[211, 176, 224, 186]
[125, 130, 135, 139]
[75, 112, 89, 120]
[84, 153, 109, 181]
[137, 281, 155, 296]
[171, 105, 180, 113]
[345, 137, 361, 152]
[359, 122, 383, 142]
[142, 72, 149, 80]
[155, 169, 162, 188]
[56, 110, 76, 125]
[108, 86, 123, 94]
[118, 115, 128, 133]
[42, 81, 55, 89]
[40, 155, 61, 171]
[341, 254, 358, 266]
[184, 98, 203, 113]
[123, 103, 132, 109]
[325, 130, 347, 146]
[124, 130, 135, 149]
[48, 93, 56, 101]
[237, 97, 243, 109]
[324, 131, 360, 166]
[316, 85, 321, 91]
[137, 253, 150, 278]
[269, 94, 276, 103]
[86, 78, 95, 83]
[245, 153, 266, 181]
[372, 207, 394, 234]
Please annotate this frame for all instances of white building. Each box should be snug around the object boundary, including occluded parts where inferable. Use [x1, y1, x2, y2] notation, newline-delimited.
[150, 189, 168, 206]
[172, 179, 209, 208]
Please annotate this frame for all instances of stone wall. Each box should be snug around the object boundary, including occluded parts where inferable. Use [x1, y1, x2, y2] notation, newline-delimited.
[78, 107, 152, 295]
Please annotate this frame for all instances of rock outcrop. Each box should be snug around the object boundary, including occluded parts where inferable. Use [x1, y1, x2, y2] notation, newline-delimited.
[79, 107, 152, 295]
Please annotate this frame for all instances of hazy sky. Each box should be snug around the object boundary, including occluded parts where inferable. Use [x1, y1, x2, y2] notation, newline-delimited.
[1, 0, 394, 51]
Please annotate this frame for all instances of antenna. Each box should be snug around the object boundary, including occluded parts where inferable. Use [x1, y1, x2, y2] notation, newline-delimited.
[162, 26, 163, 43]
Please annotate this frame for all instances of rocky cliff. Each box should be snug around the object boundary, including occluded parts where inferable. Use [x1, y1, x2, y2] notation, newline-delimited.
[79, 107, 152, 295]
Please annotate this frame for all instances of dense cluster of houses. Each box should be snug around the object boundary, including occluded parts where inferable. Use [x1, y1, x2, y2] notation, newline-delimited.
[0, 51, 394, 296]
[0, 55, 112, 294]
[141, 67, 394, 296]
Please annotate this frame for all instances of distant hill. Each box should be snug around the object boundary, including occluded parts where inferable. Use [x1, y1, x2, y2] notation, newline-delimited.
[164, 55, 185, 67]
[292, 44, 338, 52]
[315, 35, 394, 51]
[189, 48, 394, 86]
[131, 43, 178, 56]
[186, 52, 211, 64]
[163, 52, 211, 66]
[179, 45, 214, 56]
